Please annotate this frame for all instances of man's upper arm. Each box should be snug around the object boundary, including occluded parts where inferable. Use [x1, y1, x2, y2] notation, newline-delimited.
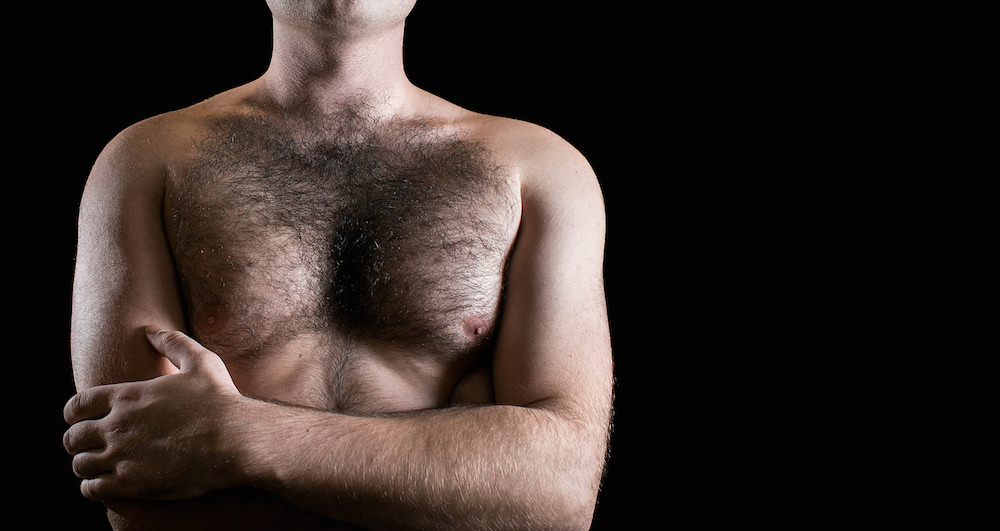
[492, 125, 613, 433]
[72, 121, 187, 390]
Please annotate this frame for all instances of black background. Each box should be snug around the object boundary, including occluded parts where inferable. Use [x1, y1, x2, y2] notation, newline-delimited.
[18, 1, 660, 528]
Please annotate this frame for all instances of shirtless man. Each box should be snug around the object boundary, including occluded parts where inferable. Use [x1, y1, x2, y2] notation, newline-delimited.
[63, 1, 613, 529]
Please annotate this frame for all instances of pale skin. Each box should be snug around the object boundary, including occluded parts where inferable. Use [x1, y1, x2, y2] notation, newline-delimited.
[63, 2, 613, 530]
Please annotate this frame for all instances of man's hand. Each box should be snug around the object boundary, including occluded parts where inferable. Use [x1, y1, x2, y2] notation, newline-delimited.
[63, 328, 244, 501]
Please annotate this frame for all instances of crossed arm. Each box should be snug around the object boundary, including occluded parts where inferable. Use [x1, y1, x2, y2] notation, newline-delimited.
[63, 123, 613, 530]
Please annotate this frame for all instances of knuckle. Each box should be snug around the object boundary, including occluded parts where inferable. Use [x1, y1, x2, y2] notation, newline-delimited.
[102, 416, 132, 443]
[108, 427, 132, 447]
[112, 385, 140, 404]
[114, 461, 132, 484]
[114, 462, 156, 498]
[101, 437, 123, 458]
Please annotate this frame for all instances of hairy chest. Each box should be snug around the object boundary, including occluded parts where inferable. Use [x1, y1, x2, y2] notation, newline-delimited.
[164, 113, 520, 369]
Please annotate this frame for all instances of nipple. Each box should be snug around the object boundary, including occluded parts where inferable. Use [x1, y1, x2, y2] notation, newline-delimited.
[197, 303, 230, 333]
[463, 315, 494, 339]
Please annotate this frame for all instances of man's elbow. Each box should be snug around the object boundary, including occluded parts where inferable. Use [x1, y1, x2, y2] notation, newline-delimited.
[537, 453, 603, 530]
[534, 406, 610, 529]
[506, 457, 600, 530]
[552, 481, 599, 531]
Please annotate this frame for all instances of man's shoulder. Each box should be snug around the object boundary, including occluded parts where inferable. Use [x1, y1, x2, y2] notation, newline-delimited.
[97, 97, 236, 180]
[458, 113, 594, 188]
[87, 103, 219, 202]
[98, 109, 188, 162]
[475, 117, 598, 208]
[461, 113, 563, 150]
[112, 102, 217, 151]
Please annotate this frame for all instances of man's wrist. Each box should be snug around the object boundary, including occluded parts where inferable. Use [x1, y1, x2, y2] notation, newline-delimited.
[221, 395, 320, 493]
[220, 394, 272, 490]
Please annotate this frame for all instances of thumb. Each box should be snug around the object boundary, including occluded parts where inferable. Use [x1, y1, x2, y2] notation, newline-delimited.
[145, 327, 214, 372]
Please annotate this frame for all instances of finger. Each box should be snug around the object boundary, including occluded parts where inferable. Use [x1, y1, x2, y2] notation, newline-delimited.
[145, 328, 211, 372]
[80, 474, 118, 501]
[72, 450, 112, 480]
[63, 389, 112, 424]
[145, 328, 237, 387]
[63, 420, 105, 455]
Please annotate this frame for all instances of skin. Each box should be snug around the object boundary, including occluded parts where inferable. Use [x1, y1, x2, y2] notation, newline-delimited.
[64, 1, 612, 529]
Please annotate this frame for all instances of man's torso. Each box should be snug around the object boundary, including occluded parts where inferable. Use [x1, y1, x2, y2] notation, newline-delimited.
[105, 97, 523, 529]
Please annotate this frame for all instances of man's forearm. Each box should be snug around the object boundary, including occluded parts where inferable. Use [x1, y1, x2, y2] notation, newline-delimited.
[229, 397, 605, 530]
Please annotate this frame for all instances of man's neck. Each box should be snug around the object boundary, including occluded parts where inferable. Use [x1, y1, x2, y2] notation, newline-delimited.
[256, 21, 416, 117]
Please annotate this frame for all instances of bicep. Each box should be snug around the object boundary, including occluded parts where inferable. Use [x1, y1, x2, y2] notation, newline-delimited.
[492, 140, 613, 423]
[71, 131, 187, 390]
